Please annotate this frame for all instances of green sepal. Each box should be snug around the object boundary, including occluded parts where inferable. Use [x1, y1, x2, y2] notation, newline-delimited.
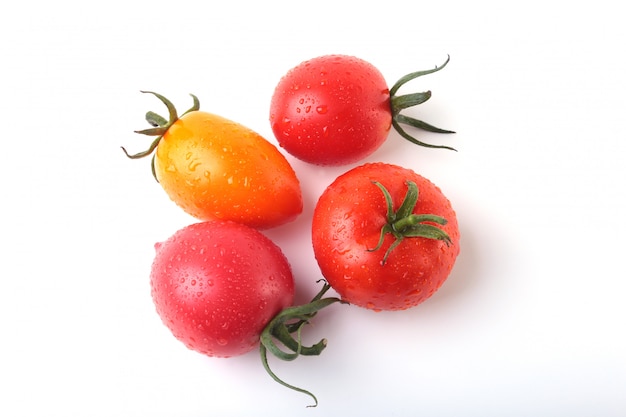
[391, 90, 432, 110]
[388, 55, 456, 150]
[121, 91, 200, 182]
[389, 55, 451, 96]
[394, 180, 419, 220]
[140, 90, 178, 123]
[134, 126, 168, 136]
[368, 181, 452, 265]
[145, 111, 168, 127]
[120, 135, 162, 159]
[395, 113, 456, 135]
[403, 223, 452, 245]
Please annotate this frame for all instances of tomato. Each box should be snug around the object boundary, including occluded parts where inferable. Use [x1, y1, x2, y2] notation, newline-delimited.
[150, 220, 295, 358]
[312, 162, 460, 311]
[123, 91, 303, 229]
[269, 55, 455, 166]
[150, 220, 344, 405]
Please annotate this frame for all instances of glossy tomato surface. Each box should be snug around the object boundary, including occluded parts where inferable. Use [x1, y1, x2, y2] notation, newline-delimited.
[155, 110, 302, 229]
[312, 163, 460, 311]
[150, 221, 295, 357]
[269, 55, 392, 166]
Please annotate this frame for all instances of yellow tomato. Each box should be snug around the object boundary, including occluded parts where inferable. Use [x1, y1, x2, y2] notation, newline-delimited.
[123, 92, 302, 229]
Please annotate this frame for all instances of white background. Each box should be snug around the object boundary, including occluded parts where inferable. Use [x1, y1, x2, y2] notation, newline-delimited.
[2, 1, 625, 416]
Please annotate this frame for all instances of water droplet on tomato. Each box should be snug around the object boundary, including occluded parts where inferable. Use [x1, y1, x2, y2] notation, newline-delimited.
[316, 105, 328, 114]
[188, 161, 201, 171]
[217, 338, 228, 346]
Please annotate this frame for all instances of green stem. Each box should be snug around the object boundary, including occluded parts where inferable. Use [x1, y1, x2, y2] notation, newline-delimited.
[259, 280, 347, 407]
[260, 344, 319, 408]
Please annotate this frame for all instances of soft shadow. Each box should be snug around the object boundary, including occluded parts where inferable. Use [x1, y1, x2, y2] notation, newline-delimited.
[424, 199, 517, 312]
[427, 221, 484, 307]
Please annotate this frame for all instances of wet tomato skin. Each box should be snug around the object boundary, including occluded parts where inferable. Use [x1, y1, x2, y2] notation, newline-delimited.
[312, 163, 460, 311]
[150, 221, 295, 358]
[270, 55, 392, 166]
[155, 111, 303, 229]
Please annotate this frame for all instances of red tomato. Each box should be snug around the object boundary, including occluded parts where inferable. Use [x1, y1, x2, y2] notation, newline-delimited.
[269, 55, 455, 166]
[123, 91, 302, 229]
[150, 220, 295, 357]
[312, 163, 460, 311]
[149, 220, 344, 405]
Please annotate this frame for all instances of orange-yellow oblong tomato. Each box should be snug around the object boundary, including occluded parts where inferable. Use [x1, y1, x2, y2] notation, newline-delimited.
[156, 111, 302, 229]
[124, 92, 303, 229]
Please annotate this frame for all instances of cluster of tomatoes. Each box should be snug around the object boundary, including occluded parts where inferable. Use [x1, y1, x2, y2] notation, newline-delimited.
[122, 54, 460, 407]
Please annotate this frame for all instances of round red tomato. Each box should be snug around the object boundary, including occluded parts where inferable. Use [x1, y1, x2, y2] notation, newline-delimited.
[269, 55, 455, 166]
[312, 163, 460, 311]
[150, 220, 295, 357]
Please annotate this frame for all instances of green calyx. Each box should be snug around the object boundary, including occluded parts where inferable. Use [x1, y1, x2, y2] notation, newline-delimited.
[120, 91, 200, 181]
[260, 280, 347, 407]
[389, 55, 456, 151]
[368, 181, 451, 265]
